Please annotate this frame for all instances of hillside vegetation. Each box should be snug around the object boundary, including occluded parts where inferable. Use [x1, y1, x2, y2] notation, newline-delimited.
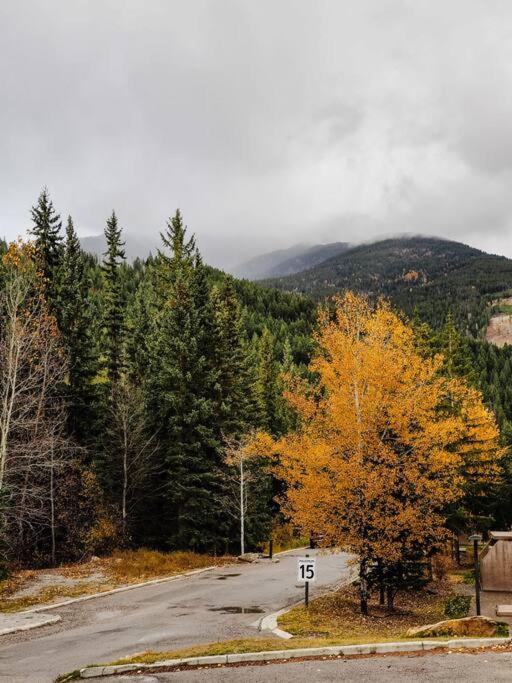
[266, 236, 512, 336]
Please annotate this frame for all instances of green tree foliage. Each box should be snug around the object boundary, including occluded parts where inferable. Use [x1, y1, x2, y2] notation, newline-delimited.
[102, 211, 126, 385]
[254, 327, 280, 433]
[61, 217, 99, 443]
[145, 211, 221, 551]
[30, 188, 63, 312]
[210, 276, 250, 438]
[126, 268, 157, 383]
[433, 313, 475, 381]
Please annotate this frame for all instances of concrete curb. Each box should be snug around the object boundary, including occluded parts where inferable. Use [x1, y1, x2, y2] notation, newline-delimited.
[0, 613, 61, 636]
[258, 605, 295, 638]
[78, 637, 512, 678]
[258, 568, 359, 639]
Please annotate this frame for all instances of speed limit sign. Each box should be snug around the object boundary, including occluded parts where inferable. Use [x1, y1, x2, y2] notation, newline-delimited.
[297, 557, 316, 583]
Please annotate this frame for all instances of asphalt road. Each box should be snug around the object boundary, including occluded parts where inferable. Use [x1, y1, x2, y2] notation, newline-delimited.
[104, 650, 512, 682]
[0, 549, 351, 682]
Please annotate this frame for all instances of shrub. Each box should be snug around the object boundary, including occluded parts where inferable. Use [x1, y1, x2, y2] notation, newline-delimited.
[444, 595, 471, 618]
[496, 621, 510, 637]
[462, 570, 474, 585]
[432, 554, 452, 581]
[269, 522, 307, 554]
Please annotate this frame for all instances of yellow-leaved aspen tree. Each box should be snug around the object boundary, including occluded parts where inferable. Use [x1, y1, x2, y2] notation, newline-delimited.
[254, 293, 503, 614]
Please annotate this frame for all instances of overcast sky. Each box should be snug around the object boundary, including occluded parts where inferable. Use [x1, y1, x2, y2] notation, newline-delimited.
[2, 0, 512, 268]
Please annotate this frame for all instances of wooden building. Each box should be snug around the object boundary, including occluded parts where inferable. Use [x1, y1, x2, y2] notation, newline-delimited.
[480, 531, 512, 591]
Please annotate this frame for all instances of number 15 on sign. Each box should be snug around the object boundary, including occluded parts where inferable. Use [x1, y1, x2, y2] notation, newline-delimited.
[297, 556, 316, 607]
[297, 557, 316, 582]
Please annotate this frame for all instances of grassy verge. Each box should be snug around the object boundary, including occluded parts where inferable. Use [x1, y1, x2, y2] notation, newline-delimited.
[278, 583, 450, 642]
[107, 633, 451, 667]
[0, 549, 232, 612]
[0, 581, 114, 612]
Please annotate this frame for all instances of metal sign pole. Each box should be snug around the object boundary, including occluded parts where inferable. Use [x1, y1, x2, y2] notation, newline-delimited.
[305, 553, 309, 607]
[474, 538, 481, 616]
[469, 533, 482, 616]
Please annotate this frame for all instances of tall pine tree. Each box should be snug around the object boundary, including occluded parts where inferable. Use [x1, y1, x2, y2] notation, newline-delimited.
[255, 327, 280, 433]
[210, 276, 249, 438]
[30, 188, 63, 314]
[146, 211, 221, 551]
[61, 216, 98, 443]
[102, 212, 126, 385]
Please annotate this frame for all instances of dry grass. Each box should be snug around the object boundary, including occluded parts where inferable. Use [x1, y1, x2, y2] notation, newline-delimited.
[278, 583, 452, 642]
[0, 582, 112, 612]
[263, 523, 309, 556]
[0, 549, 233, 612]
[105, 549, 230, 582]
[107, 634, 436, 666]
[0, 569, 37, 599]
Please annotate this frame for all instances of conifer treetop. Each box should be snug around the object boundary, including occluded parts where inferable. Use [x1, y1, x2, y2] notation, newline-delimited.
[103, 211, 126, 266]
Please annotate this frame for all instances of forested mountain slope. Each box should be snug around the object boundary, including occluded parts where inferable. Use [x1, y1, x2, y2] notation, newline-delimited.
[266, 236, 512, 336]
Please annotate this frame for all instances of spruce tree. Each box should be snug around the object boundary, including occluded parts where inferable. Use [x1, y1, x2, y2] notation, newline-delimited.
[126, 269, 157, 384]
[255, 327, 280, 433]
[435, 313, 474, 380]
[276, 337, 297, 433]
[102, 211, 126, 385]
[244, 333, 266, 428]
[30, 188, 63, 313]
[61, 216, 98, 442]
[146, 211, 220, 551]
[157, 208, 195, 291]
[210, 276, 249, 438]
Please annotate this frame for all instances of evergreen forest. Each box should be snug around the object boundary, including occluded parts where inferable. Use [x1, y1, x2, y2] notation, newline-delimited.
[2, 190, 512, 571]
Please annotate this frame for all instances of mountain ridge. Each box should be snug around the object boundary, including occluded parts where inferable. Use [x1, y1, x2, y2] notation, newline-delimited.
[230, 241, 351, 280]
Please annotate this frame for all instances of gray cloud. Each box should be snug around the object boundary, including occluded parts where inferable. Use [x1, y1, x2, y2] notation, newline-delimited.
[2, 0, 512, 268]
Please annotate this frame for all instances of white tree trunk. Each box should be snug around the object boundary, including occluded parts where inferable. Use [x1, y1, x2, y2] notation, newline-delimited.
[122, 412, 128, 536]
[240, 457, 245, 556]
[50, 445, 55, 566]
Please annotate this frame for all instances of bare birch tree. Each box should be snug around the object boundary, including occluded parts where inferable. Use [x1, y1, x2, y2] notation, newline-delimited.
[0, 242, 74, 565]
[107, 381, 158, 541]
[223, 431, 264, 556]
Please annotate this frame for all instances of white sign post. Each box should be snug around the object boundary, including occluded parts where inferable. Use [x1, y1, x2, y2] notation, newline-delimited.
[297, 555, 316, 607]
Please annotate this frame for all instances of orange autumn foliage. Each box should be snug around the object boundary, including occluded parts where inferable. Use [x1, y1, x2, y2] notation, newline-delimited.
[255, 293, 504, 566]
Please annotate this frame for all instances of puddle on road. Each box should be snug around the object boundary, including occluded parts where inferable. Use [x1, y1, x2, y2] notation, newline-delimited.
[209, 606, 264, 614]
[217, 573, 241, 580]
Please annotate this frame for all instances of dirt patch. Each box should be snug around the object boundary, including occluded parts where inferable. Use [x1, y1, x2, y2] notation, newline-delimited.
[12, 570, 106, 599]
[486, 297, 512, 347]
